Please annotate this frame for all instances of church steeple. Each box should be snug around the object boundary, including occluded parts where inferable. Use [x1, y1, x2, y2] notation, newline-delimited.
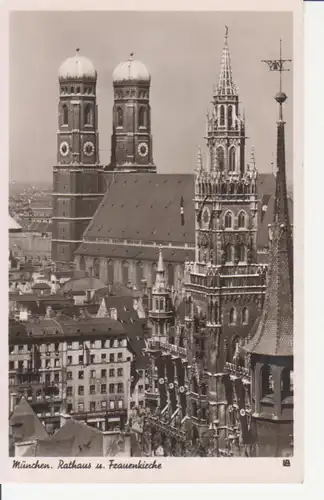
[245, 41, 293, 457]
[110, 55, 156, 173]
[215, 26, 237, 97]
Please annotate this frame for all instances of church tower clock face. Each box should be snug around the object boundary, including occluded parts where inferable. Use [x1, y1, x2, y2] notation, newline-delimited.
[138, 142, 148, 157]
[83, 141, 95, 156]
[60, 141, 69, 157]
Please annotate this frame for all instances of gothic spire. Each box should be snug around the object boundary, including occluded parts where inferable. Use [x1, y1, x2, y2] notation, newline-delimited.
[196, 145, 203, 172]
[153, 246, 167, 292]
[216, 26, 237, 97]
[245, 51, 293, 358]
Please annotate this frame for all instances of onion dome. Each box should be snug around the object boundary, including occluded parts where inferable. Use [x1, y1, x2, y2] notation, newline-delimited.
[59, 49, 97, 81]
[113, 54, 151, 84]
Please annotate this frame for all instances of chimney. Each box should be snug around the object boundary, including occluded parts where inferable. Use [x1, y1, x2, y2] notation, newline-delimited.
[60, 413, 72, 428]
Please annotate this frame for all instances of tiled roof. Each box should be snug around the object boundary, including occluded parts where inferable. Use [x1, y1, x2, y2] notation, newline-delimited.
[83, 174, 195, 246]
[10, 397, 49, 444]
[9, 317, 127, 341]
[77, 173, 291, 258]
[32, 282, 51, 290]
[22, 419, 129, 457]
[92, 284, 142, 301]
[245, 121, 293, 357]
[62, 276, 106, 293]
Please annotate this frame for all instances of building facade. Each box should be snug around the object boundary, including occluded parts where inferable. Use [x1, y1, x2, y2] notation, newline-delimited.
[139, 30, 269, 457]
[9, 317, 134, 434]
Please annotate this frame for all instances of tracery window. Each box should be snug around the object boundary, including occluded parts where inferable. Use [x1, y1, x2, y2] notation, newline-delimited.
[229, 147, 236, 171]
[224, 211, 233, 228]
[261, 365, 274, 398]
[238, 211, 246, 228]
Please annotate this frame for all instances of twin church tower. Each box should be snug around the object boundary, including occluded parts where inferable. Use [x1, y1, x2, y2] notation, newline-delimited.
[52, 51, 156, 263]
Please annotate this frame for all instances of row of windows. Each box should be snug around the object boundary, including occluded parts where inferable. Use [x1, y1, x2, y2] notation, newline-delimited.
[61, 86, 94, 95]
[67, 368, 124, 380]
[229, 307, 249, 325]
[81, 257, 176, 287]
[224, 211, 247, 229]
[9, 359, 61, 370]
[260, 366, 293, 401]
[72, 399, 123, 413]
[224, 244, 248, 263]
[218, 104, 237, 129]
[62, 104, 94, 126]
[67, 352, 123, 365]
[10, 341, 125, 355]
[115, 90, 148, 99]
[70, 382, 124, 396]
[116, 106, 147, 128]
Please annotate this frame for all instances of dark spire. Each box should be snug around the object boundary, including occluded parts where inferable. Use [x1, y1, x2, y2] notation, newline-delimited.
[245, 41, 293, 357]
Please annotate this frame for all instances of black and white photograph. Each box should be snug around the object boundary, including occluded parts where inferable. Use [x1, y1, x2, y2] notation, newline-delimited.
[3, 1, 303, 483]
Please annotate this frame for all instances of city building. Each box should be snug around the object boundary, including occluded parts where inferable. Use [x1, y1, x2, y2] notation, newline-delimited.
[9, 317, 136, 435]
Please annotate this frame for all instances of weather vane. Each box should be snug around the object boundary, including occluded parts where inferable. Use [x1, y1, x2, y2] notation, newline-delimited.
[262, 39, 292, 120]
[262, 39, 291, 93]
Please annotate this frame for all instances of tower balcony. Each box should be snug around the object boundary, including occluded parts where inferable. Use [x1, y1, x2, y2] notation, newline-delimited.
[224, 362, 251, 384]
[148, 310, 173, 320]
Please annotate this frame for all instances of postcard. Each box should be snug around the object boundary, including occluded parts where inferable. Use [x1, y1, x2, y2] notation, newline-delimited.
[1, 0, 303, 483]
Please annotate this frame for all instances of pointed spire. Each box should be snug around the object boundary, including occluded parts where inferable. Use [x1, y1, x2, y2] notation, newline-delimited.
[249, 146, 256, 170]
[245, 82, 293, 358]
[196, 145, 203, 172]
[157, 245, 165, 273]
[153, 246, 167, 292]
[216, 26, 237, 97]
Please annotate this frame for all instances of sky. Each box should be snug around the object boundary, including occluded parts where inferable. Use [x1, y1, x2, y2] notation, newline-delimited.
[9, 11, 293, 184]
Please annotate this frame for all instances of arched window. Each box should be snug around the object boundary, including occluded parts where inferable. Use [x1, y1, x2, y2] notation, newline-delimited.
[84, 104, 93, 125]
[242, 307, 249, 325]
[151, 262, 157, 285]
[219, 105, 225, 126]
[116, 107, 123, 127]
[238, 211, 246, 228]
[261, 365, 274, 398]
[224, 211, 233, 228]
[122, 261, 129, 285]
[159, 298, 164, 310]
[239, 245, 247, 263]
[93, 258, 100, 278]
[225, 244, 234, 263]
[217, 147, 225, 171]
[76, 86, 81, 94]
[138, 107, 146, 127]
[229, 308, 237, 325]
[281, 368, 293, 400]
[62, 105, 68, 125]
[79, 256, 85, 271]
[228, 105, 233, 129]
[136, 261, 144, 286]
[107, 260, 114, 284]
[229, 147, 236, 171]
[167, 263, 174, 287]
